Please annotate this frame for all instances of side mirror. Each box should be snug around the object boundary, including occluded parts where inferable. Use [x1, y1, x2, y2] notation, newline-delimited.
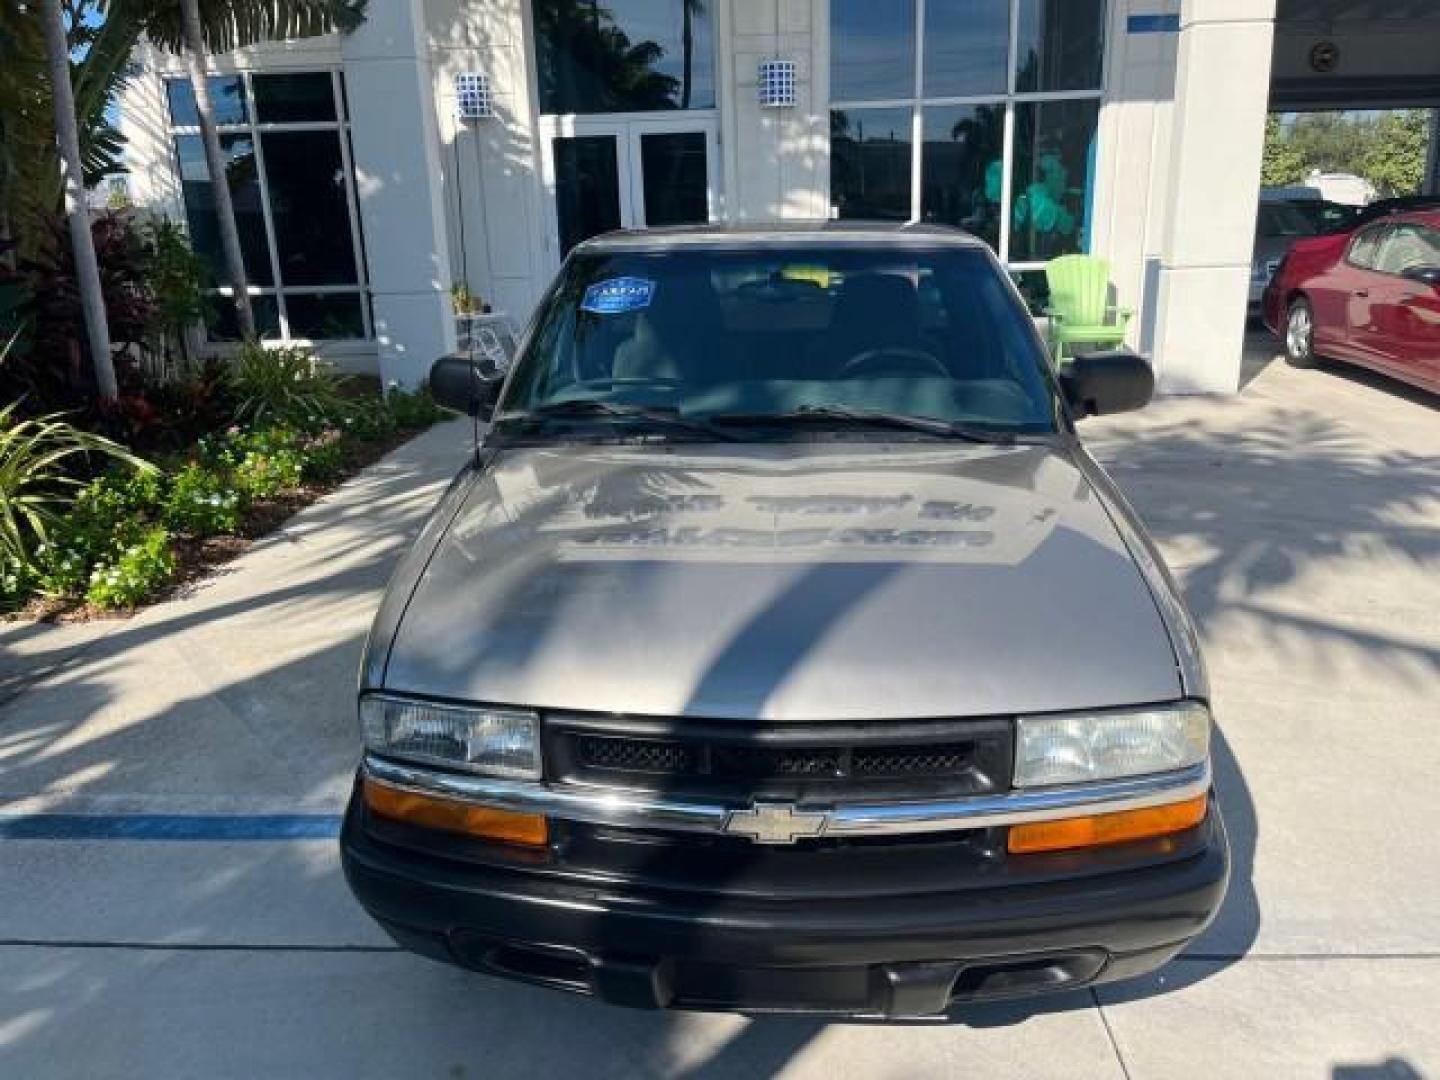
[1060, 350, 1154, 419]
[429, 353, 503, 418]
[1400, 265, 1440, 289]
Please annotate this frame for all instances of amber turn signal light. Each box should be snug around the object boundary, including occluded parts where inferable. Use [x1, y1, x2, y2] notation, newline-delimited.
[362, 776, 548, 847]
[1007, 794, 1208, 855]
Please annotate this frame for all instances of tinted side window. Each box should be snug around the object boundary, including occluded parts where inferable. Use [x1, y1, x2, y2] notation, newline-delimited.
[1346, 226, 1387, 270]
[1374, 224, 1440, 275]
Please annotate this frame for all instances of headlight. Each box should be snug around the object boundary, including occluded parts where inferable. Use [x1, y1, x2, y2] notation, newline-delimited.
[360, 695, 541, 779]
[1014, 702, 1209, 788]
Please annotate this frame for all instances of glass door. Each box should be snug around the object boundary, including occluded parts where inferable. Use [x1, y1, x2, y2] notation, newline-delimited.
[628, 120, 717, 230]
[551, 134, 629, 259]
[543, 117, 718, 261]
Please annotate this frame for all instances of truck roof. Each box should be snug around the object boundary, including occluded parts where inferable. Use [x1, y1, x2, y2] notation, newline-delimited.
[574, 220, 991, 254]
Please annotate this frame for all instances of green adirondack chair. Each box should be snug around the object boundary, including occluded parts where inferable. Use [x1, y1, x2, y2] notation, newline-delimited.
[1044, 255, 1133, 365]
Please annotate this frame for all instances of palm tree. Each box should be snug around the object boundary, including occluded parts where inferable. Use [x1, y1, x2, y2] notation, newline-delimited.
[40, 0, 119, 400]
[134, 0, 368, 340]
[2, 2, 140, 266]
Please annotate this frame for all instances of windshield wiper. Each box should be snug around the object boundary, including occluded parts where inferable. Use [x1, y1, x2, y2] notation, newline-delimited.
[493, 400, 741, 442]
[708, 405, 1018, 444]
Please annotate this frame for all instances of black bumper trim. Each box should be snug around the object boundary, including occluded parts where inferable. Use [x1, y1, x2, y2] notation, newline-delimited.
[340, 792, 1228, 1014]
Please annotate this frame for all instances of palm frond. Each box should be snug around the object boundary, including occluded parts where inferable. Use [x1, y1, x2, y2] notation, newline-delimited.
[139, 0, 368, 56]
[83, 119, 129, 188]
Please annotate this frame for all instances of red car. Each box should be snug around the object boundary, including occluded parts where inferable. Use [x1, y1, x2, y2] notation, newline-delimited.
[1262, 209, 1440, 395]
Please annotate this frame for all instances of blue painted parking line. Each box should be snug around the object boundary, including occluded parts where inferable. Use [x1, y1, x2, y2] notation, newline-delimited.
[0, 814, 342, 841]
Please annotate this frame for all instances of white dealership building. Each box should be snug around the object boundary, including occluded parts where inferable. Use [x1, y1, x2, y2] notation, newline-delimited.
[118, 0, 1440, 392]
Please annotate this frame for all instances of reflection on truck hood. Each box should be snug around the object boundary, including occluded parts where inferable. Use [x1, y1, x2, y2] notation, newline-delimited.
[382, 443, 1181, 720]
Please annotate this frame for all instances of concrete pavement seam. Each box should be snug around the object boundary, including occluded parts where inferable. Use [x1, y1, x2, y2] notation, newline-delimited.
[1090, 987, 1135, 1080]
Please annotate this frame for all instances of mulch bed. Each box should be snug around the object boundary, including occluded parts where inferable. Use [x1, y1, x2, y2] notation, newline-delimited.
[12, 427, 423, 625]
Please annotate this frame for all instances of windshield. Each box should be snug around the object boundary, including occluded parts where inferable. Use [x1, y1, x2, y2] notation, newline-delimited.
[1256, 202, 1318, 239]
[497, 246, 1059, 438]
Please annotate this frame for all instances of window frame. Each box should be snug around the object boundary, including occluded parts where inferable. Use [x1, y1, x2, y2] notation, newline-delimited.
[165, 69, 372, 343]
[828, 0, 1108, 272]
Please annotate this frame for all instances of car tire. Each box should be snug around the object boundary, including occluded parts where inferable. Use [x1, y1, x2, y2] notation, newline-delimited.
[1284, 297, 1318, 368]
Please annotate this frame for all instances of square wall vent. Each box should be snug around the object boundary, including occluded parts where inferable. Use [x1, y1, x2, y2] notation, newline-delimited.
[455, 72, 494, 120]
[757, 59, 797, 108]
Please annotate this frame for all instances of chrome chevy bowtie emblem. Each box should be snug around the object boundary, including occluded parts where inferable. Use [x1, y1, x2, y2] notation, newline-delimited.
[723, 802, 830, 844]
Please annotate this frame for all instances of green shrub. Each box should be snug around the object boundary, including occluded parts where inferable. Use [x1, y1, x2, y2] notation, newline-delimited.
[226, 342, 349, 428]
[232, 438, 306, 499]
[299, 428, 345, 482]
[85, 527, 176, 610]
[1, 554, 37, 611]
[340, 397, 397, 442]
[162, 462, 246, 536]
[0, 392, 155, 575]
[387, 387, 447, 430]
[26, 471, 163, 598]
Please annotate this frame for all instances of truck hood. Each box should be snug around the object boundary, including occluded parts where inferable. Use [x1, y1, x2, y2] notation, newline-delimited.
[381, 442, 1182, 720]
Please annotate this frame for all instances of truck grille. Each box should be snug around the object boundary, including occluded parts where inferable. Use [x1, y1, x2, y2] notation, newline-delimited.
[553, 717, 1011, 800]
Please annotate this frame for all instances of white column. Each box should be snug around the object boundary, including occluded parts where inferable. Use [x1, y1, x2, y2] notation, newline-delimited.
[342, 0, 455, 387]
[1151, 0, 1275, 394]
[726, 0, 829, 221]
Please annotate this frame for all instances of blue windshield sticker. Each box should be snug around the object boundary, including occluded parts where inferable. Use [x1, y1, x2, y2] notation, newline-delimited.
[581, 277, 655, 314]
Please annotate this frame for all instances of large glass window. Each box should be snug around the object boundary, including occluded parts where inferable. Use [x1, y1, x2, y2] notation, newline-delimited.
[830, 108, 914, 221]
[533, 0, 715, 114]
[1015, 0, 1107, 94]
[174, 133, 272, 287]
[830, 0, 1106, 270]
[830, 0, 915, 101]
[1009, 99, 1100, 262]
[166, 76, 249, 127]
[920, 104, 1004, 251]
[166, 71, 369, 342]
[924, 0, 1009, 98]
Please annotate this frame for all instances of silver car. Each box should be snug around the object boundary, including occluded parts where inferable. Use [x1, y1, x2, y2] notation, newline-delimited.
[341, 223, 1227, 1017]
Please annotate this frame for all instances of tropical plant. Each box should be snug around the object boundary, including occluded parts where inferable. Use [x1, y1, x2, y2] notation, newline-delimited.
[1, 2, 142, 261]
[17, 210, 160, 409]
[451, 282, 484, 315]
[145, 216, 213, 369]
[68, 1, 147, 188]
[161, 460, 246, 534]
[225, 341, 349, 426]
[39, 467, 166, 590]
[135, 0, 369, 339]
[0, 394, 156, 574]
[85, 524, 175, 608]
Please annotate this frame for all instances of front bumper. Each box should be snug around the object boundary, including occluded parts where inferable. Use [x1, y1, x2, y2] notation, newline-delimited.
[340, 780, 1229, 1016]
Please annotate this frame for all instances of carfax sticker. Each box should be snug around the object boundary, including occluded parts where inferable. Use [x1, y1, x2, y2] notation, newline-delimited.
[581, 277, 656, 314]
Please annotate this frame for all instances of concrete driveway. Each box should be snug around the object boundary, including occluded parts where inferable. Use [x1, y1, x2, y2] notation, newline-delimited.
[2, 340, 1438, 1078]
